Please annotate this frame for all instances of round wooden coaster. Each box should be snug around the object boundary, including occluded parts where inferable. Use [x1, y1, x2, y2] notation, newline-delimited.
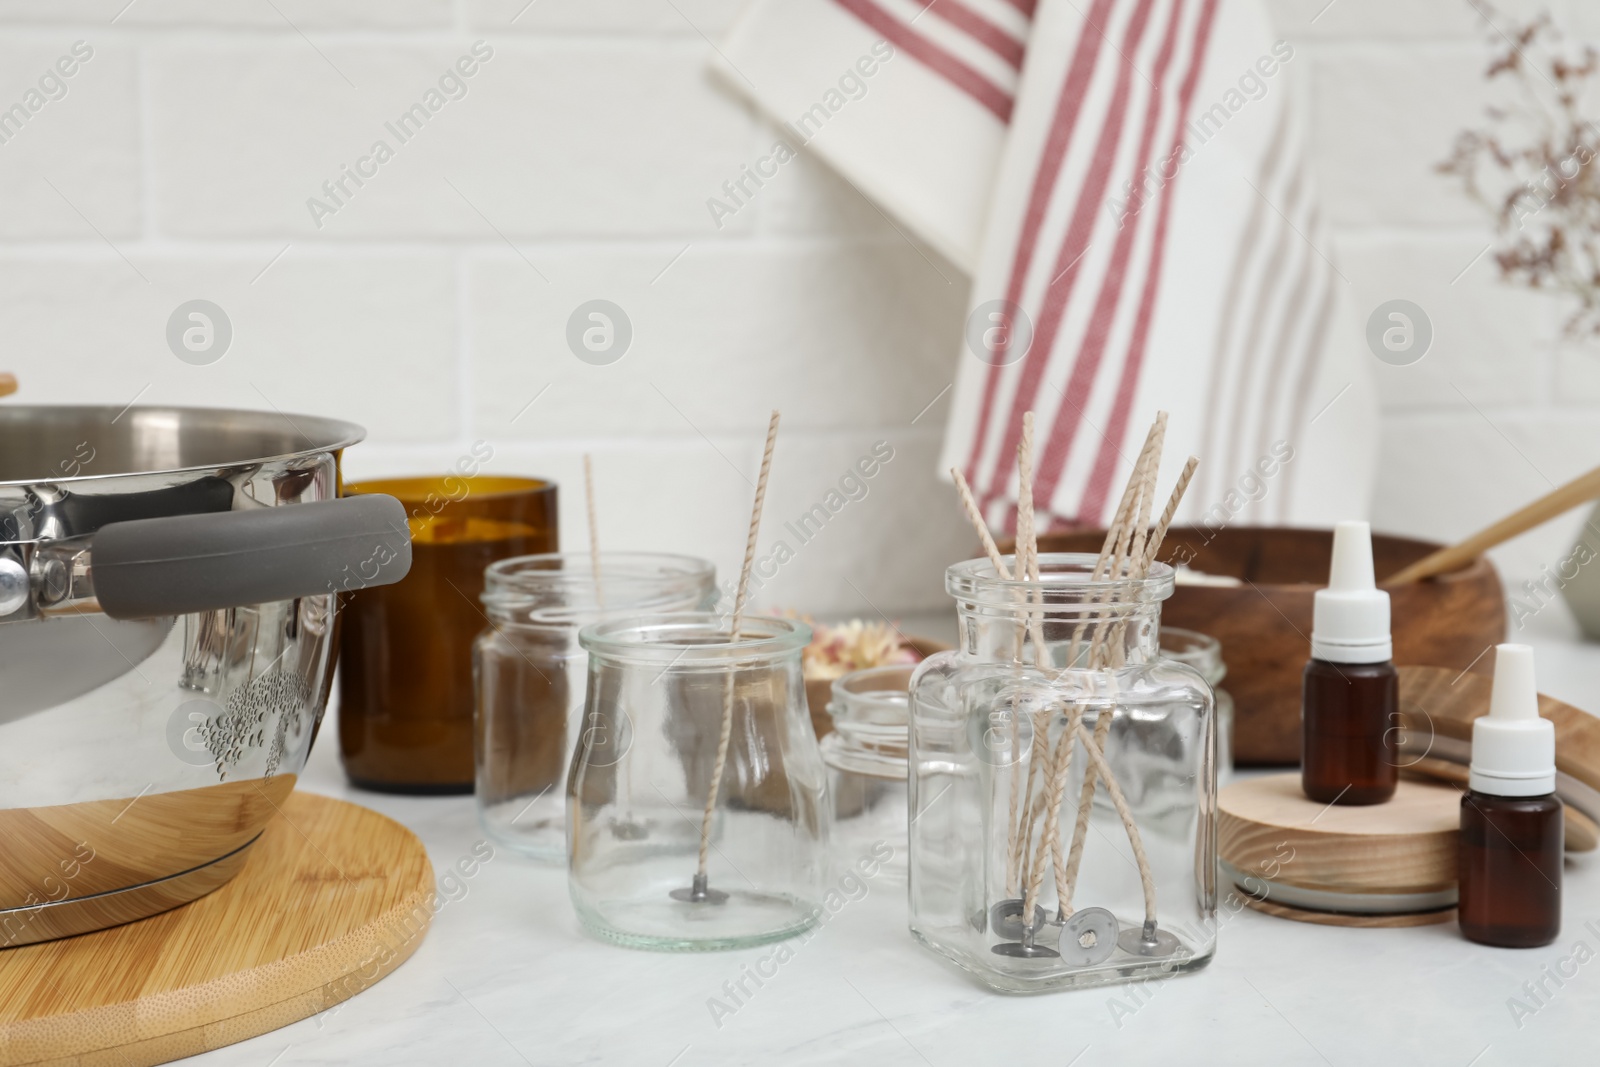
[1219, 772, 1459, 927]
[0, 791, 433, 1067]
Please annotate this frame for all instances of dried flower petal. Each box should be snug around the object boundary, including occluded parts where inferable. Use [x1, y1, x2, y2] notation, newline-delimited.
[787, 615, 922, 680]
[1440, 5, 1600, 338]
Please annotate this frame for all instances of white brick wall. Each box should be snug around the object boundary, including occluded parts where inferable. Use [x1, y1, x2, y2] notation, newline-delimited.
[1, 1, 1596, 622]
[1275, 0, 1600, 615]
[0, 0, 972, 619]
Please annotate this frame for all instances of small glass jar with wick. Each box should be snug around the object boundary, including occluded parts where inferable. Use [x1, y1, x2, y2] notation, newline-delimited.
[566, 613, 831, 950]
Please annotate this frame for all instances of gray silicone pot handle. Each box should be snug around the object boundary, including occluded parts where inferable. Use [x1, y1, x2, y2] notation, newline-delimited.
[90, 495, 412, 620]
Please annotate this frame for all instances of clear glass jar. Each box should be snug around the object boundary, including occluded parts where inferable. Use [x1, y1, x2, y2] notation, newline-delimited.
[1160, 627, 1233, 785]
[821, 665, 912, 883]
[473, 553, 717, 860]
[569, 613, 831, 951]
[908, 554, 1216, 994]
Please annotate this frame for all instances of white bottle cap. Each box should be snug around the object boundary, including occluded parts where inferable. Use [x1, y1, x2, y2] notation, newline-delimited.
[1310, 521, 1392, 664]
[1469, 644, 1556, 796]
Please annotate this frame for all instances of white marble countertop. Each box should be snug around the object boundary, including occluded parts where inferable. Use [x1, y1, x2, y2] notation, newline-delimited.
[185, 611, 1600, 1067]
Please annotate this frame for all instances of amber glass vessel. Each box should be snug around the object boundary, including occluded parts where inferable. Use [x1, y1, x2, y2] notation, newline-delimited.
[1301, 658, 1397, 805]
[339, 475, 558, 793]
[1459, 791, 1562, 948]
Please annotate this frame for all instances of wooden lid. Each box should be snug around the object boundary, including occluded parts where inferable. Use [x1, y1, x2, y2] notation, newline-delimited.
[1219, 773, 1460, 907]
[1399, 664, 1600, 800]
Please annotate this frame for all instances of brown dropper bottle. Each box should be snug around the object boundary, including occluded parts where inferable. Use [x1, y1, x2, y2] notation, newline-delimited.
[1458, 643, 1562, 948]
[1301, 521, 1397, 805]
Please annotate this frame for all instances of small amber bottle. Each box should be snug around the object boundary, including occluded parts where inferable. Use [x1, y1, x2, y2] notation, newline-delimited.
[1302, 521, 1397, 805]
[1459, 644, 1561, 948]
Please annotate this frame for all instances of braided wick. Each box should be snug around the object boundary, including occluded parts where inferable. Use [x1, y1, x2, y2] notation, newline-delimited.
[583, 454, 605, 611]
[1066, 418, 1159, 667]
[1076, 721, 1158, 927]
[1061, 455, 1198, 907]
[948, 414, 1196, 941]
[1021, 704, 1084, 924]
[695, 411, 780, 878]
[952, 466, 1034, 893]
[1008, 419, 1041, 894]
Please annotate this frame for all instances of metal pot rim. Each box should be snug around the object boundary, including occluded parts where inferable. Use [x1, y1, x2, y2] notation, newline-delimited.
[0, 404, 365, 487]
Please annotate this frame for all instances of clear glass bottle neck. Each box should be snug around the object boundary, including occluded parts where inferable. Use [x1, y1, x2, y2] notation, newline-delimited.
[946, 553, 1173, 670]
[955, 602, 1162, 668]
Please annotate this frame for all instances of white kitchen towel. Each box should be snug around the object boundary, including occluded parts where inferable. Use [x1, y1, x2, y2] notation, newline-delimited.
[714, 0, 1032, 268]
[720, 0, 1376, 530]
[947, 0, 1376, 529]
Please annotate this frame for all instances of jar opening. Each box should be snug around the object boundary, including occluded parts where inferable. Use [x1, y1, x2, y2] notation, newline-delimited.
[483, 552, 715, 625]
[579, 612, 811, 664]
[946, 553, 1174, 607]
[824, 664, 912, 778]
[830, 664, 916, 721]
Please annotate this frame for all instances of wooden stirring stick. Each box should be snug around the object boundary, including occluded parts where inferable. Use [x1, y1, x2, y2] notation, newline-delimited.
[1387, 462, 1600, 584]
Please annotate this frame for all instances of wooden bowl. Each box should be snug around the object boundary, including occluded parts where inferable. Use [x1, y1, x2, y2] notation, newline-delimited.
[1030, 527, 1506, 764]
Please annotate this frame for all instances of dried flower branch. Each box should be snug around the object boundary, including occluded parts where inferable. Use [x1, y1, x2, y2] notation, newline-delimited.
[1438, 5, 1600, 337]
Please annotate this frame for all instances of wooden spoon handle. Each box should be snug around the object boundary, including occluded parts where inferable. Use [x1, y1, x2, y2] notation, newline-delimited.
[0, 373, 15, 397]
[1387, 462, 1600, 583]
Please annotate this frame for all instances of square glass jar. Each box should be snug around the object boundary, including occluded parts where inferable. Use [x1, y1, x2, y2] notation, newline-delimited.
[908, 554, 1217, 993]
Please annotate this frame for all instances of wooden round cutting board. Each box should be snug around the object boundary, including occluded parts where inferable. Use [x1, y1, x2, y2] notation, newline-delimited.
[1219, 773, 1461, 927]
[0, 791, 433, 1067]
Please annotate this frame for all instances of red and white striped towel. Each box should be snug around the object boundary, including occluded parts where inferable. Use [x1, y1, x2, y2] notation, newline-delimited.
[719, 0, 1376, 530]
[715, 0, 1027, 267]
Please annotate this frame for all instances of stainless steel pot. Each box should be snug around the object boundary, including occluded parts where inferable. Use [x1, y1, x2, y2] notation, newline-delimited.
[0, 406, 411, 946]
